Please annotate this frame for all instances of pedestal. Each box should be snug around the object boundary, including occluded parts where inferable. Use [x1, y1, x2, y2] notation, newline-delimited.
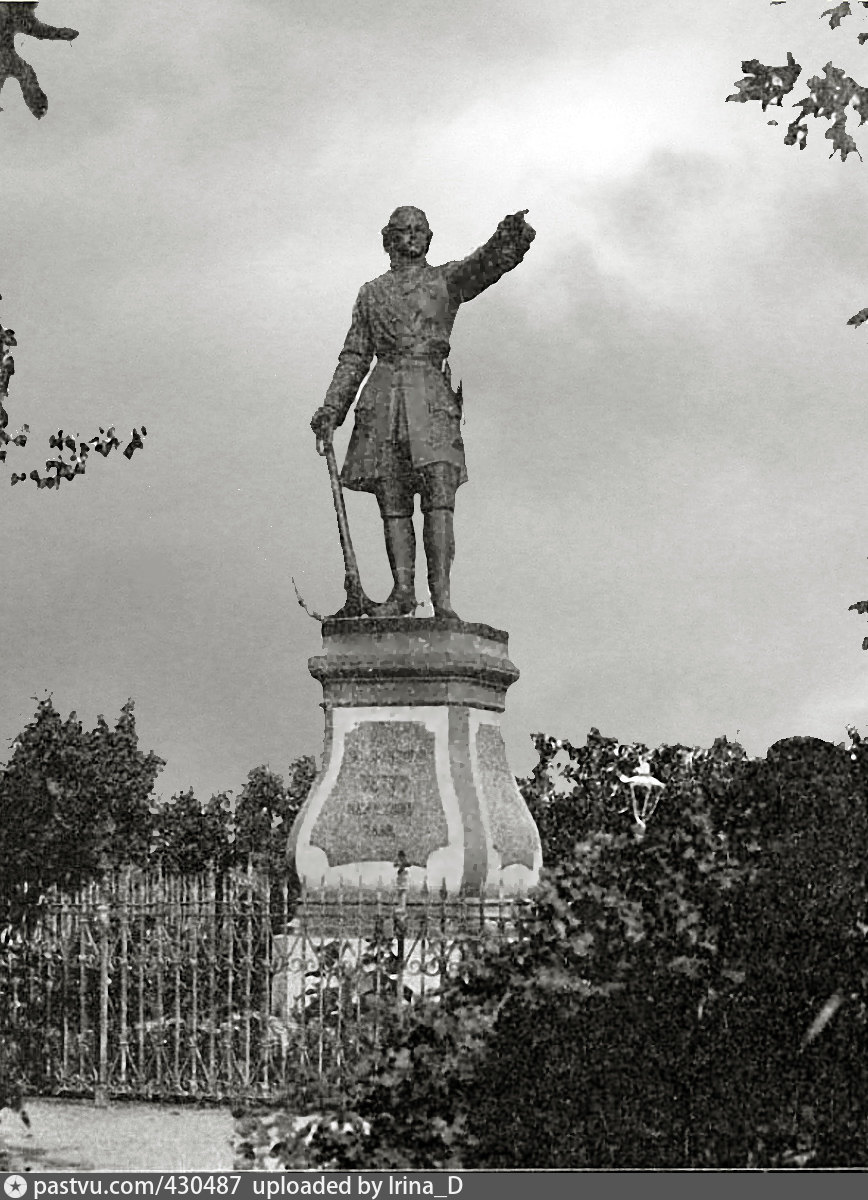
[288, 617, 542, 899]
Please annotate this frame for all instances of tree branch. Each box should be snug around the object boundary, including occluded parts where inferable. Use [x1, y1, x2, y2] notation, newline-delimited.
[0, 2, 78, 119]
[2, 293, 148, 490]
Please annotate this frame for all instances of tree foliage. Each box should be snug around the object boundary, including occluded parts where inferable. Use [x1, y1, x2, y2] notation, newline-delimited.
[848, 590, 868, 647]
[1, 296, 147, 489]
[0, 694, 316, 920]
[1, 12, 147, 484]
[0, 698, 165, 924]
[727, 3, 868, 329]
[0, 2, 77, 120]
[242, 728, 868, 1170]
[149, 757, 315, 880]
[0, 698, 314, 1135]
[727, 12, 868, 636]
[726, 50, 802, 113]
[519, 726, 748, 863]
[789, 61, 868, 159]
[727, 5, 868, 161]
[149, 786, 230, 876]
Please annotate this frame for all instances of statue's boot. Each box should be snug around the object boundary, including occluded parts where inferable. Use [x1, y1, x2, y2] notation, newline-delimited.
[424, 507, 460, 622]
[371, 516, 417, 617]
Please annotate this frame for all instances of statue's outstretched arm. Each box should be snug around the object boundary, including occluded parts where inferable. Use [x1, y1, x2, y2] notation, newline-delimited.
[448, 210, 536, 304]
[27, 17, 79, 41]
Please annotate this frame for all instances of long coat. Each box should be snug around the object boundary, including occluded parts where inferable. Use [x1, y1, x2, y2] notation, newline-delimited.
[322, 220, 534, 494]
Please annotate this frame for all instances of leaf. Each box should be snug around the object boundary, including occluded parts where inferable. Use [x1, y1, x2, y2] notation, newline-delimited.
[801, 991, 845, 1048]
[783, 62, 868, 156]
[821, 2, 852, 30]
[726, 52, 801, 110]
[2, 302, 146, 490]
[826, 113, 863, 159]
[846, 307, 868, 326]
[123, 427, 146, 459]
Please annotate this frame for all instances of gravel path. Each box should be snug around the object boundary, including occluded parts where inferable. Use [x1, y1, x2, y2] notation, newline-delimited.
[0, 1098, 235, 1172]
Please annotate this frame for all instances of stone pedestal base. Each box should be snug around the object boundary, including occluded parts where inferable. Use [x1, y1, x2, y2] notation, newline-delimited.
[288, 618, 542, 901]
[270, 924, 456, 1018]
[270, 894, 527, 1019]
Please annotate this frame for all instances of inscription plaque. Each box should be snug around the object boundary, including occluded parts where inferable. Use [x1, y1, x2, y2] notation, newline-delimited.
[309, 721, 449, 867]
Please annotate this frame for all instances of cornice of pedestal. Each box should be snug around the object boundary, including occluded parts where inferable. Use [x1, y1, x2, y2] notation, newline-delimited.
[320, 616, 509, 642]
[309, 618, 520, 711]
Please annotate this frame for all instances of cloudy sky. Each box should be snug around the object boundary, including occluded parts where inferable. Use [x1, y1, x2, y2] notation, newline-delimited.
[1, 0, 867, 805]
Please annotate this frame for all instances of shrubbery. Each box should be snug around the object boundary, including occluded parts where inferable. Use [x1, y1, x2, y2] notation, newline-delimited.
[238, 727, 868, 1170]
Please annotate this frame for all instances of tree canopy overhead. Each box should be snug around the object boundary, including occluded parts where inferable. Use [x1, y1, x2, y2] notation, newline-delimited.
[726, 8, 868, 352]
[0, 2, 78, 120]
[727, 6, 868, 641]
[727, 3, 868, 164]
[1, 296, 147, 489]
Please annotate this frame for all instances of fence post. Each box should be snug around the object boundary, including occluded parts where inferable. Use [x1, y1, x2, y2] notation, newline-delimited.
[118, 870, 130, 1089]
[242, 859, 254, 1100]
[78, 888, 88, 1085]
[224, 870, 236, 1095]
[95, 891, 110, 1108]
[394, 855, 407, 1024]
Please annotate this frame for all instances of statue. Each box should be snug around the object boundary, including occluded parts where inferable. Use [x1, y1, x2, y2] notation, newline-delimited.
[311, 206, 535, 621]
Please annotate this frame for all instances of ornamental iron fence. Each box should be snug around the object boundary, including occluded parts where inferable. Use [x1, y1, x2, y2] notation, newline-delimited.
[1, 869, 525, 1107]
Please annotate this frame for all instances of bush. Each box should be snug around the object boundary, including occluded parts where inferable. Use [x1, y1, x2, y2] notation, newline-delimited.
[237, 729, 868, 1169]
[0, 699, 163, 925]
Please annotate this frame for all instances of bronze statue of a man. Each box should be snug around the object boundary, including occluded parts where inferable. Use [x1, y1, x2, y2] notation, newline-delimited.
[311, 206, 535, 620]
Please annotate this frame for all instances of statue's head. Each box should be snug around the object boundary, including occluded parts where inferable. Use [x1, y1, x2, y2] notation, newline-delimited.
[382, 206, 432, 259]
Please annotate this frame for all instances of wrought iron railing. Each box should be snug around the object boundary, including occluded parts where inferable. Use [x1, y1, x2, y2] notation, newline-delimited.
[1, 869, 526, 1106]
